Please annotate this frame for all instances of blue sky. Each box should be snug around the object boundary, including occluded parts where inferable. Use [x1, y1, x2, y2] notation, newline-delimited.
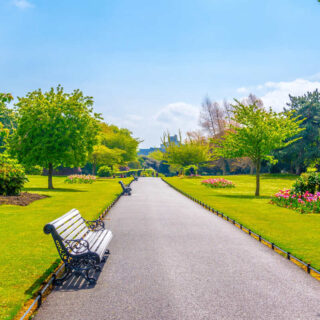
[1, 0, 320, 147]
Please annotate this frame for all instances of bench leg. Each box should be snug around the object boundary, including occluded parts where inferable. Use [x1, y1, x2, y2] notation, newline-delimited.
[54, 266, 71, 286]
[84, 269, 96, 285]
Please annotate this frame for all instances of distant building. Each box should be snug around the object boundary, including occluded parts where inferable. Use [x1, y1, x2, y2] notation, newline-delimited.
[138, 134, 179, 156]
[138, 147, 160, 156]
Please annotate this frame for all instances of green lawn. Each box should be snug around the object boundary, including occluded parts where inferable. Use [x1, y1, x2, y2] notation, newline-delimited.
[0, 176, 131, 320]
[165, 174, 320, 270]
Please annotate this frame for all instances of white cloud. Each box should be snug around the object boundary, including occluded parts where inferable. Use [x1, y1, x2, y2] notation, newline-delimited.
[237, 77, 320, 111]
[104, 102, 201, 148]
[13, 0, 34, 9]
[261, 78, 320, 111]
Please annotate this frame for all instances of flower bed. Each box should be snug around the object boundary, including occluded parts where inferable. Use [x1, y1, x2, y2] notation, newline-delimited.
[65, 175, 96, 184]
[201, 178, 235, 188]
[271, 189, 320, 214]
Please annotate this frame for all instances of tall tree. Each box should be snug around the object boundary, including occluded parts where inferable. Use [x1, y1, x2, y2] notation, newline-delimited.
[215, 100, 304, 196]
[10, 86, 100, 189]
[0, 93, 15, 152]
[99, 123, 140, 164]
[161, 132, 211, 170]
[275, 90, 320, 174]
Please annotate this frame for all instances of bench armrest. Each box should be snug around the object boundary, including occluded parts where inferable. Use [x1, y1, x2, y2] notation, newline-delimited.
[65, 239, 90, 254]
[85, 218, 105, 231]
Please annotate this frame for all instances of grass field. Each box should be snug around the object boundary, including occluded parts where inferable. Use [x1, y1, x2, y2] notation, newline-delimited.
[0, 175, 131, 320]
[165, 174, 320, 271]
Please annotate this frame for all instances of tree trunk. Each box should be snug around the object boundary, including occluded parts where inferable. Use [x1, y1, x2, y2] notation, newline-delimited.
[221, 159, 226, 175]
[250, 164, 254, 175]
[48, 163, 54, 189]
[255, 160, 261, 197]
[92, 163, 96, 175]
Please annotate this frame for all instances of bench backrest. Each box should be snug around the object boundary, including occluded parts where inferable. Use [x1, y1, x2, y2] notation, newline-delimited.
[119, 181, 126, 190]
[44, 209, 90, 261]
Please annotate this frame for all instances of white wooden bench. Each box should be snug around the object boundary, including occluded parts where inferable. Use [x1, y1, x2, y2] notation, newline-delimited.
[44, 209, 112, 285]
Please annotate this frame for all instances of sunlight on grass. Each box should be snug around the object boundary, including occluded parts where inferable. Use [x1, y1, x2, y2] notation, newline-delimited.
[0, 175, 131, 320]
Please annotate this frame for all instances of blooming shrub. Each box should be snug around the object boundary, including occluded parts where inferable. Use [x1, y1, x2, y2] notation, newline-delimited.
[65, 175, 96, 184]
[0, 154, 28, 195]
[201, 178, 235, 188]
[292, 172, 320, 195]
[271, 189, 320, 214]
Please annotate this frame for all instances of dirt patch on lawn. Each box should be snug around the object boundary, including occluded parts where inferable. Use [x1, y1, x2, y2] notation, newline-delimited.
[0, 192, 48, 206]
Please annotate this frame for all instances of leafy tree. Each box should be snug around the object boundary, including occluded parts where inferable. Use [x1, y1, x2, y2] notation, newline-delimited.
[0, 93, 15, 152]
[162, 132, 211, 171]
[215, 100, 304, 196]
[148, 150, 164, 161]
[10, 86, 100, 189]
[274, 90, 320, 174]
[99, 123, 140, 164]
[89, 144, 124, 174]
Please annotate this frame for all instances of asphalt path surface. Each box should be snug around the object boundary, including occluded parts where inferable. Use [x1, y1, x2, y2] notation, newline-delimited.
[36, 178, 320, 320]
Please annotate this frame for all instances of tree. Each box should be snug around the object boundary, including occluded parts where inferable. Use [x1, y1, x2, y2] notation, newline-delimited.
[0, 93, 15, 152]
[162, 132, 211, 171]
[10, 86, 100, 189]
[215, 100, 304, 196]
[148, 150, 164, 161]
[90, 144, 124, 174]
[99, 123, 140, 164]
[274, 90, 320, 174]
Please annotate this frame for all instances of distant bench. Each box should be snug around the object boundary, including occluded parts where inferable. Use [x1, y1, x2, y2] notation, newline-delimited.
[119, 180, 132, 195]
[44, 209, 112, 285]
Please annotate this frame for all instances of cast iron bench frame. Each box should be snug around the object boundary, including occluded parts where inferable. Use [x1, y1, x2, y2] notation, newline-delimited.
[44, 209, 112, 285]
[119, 180, 132, 195]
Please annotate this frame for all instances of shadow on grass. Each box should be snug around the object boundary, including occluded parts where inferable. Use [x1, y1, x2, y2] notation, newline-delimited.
[24, 188, 87, 193]
[213, 194, 270, 200]
[261, 174, 297, 180]
[24, 259, 61, 296]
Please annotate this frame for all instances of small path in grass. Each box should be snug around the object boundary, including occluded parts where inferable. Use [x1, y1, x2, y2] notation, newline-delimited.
[35, 177, 320, 320]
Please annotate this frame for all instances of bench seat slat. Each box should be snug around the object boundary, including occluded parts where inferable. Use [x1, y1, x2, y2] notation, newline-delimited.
[52, 209, 80, 229]
[65, 224, 88, 242]
[84, 230, 104, 248]
[58, 216, 83, 234]
[59, 218, 86, 239]
[96, 231, 113, 260]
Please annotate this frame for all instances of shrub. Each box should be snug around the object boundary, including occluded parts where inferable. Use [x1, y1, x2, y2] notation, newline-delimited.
[183, 165, 198, 176]
[292, 172, 320, 195]
[24, 165, 43, 175]
[201, 178, 235, 188]
[65, 175, 96, 184]
[271, 189, 320, 214]
[97, 166, 113, 177]
[0, 155, 28, 195]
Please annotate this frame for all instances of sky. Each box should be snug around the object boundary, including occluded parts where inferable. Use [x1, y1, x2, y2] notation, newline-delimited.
[1, 0, 320, 148]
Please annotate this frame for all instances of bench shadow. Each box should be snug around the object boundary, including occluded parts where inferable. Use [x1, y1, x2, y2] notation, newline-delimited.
[24, 188, 86, 193]
[55, 255, 109, 292]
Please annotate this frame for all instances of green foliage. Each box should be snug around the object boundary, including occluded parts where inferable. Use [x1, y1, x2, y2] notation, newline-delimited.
[162, 132, 210, 169]
[148, 150, 164, 161]
[127, 160, 141, 169]
[97, 165, 114, 177]
[10, 86, 100, 189]
[0, 154, 28, 195]
[275, 90, 320, 174]
[0, 93, 15, 152]
[292, 172, 320, 195]
[24, 165, 43, 175]
[183, 165, 198, 176]
[99, 123, 140, 164]
[216, 100, 304, 196]
[140, 168, 155, 177]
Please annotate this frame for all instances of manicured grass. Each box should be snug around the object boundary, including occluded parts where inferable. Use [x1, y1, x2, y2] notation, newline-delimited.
[0, 176, 131, 320]
[165, 174, 320, 271]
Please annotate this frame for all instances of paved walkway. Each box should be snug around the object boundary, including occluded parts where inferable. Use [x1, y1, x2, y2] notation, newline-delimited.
[36, 178, 320, 320]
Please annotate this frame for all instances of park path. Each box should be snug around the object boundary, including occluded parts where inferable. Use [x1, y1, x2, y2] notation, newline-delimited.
[36, 178, 320, 320]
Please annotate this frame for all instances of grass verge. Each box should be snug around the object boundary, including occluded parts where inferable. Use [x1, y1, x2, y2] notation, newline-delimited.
[164, 174, 320, 271]
[0, 175, 131, 320]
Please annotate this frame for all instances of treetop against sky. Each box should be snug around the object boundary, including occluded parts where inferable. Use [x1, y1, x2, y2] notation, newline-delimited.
[1, 0, 320, 147]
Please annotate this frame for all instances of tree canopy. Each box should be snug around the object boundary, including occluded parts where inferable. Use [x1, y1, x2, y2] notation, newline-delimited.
[10, 86, 100, 188]
[0, 93, 15, 152]
[215, 100, 304, 196]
